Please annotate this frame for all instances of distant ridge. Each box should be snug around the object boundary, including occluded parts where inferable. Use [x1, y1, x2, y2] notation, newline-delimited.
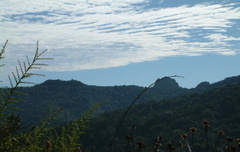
[9, 75, 240, 123]
[40, 75, 240, 90]
[41, 79, 86, 86]
[195, 75, 240, 92]
[210, 75, 240, 88]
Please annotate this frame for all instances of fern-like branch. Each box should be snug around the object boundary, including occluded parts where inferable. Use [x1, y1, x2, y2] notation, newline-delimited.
[0, 40, 8, 75]
[0, 40, 8, 60]
[0, 41, 53, 118]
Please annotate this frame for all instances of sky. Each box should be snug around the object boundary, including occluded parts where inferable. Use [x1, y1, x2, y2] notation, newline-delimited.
[0, 0, 240, 88]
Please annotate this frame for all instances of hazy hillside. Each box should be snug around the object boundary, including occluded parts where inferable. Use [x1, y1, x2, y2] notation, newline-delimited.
[81, 82, 240, 152]
[8, 75, 240, 124]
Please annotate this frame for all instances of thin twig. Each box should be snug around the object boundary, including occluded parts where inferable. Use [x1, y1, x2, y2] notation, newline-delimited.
[108, 75, 183, 152]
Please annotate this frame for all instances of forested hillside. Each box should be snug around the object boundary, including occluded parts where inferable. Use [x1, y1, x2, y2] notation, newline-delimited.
[81, 82, 240, 152]
[2, 74, 240, 151]
[7, 75, 240, 124]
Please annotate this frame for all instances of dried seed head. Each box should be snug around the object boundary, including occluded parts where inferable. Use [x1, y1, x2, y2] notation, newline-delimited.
[181, 134, 187, 139]
[178, 141, 184, 147]
[218, 130, 224, 135]
[190, 127, 197, 133]
[202, 119, 209, 127]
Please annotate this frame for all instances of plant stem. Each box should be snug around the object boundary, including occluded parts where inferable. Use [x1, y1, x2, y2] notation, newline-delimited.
[108, 75, 182, 152]
[211, 133, 222, 152]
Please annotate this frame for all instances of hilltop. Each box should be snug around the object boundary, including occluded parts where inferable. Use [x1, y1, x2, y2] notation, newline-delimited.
[9, 75, 240, 124]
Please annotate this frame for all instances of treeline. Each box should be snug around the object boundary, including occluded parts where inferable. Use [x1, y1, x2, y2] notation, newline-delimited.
[81, 83, 240, 151]
[7, 75, 240, 124]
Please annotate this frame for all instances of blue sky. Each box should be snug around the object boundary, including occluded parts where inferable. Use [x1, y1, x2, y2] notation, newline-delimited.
[1, 0, 240, 88]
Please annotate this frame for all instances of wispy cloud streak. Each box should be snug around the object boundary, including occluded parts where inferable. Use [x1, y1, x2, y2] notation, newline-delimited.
[0, 0, 240, 77]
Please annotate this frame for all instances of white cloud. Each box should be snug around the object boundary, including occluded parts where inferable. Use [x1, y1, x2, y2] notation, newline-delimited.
[0, 0, 240, 81]
[206, 33, 240, 42]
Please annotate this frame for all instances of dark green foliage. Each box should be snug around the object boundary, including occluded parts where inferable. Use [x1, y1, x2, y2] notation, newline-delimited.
[0, 41, 97, 152]
[9, 78, 190, 124]
[81, 83, 240, 152]
[0, 41, 53, 120]
[0, 113, 21, 141]
[8, 75, 240, 124]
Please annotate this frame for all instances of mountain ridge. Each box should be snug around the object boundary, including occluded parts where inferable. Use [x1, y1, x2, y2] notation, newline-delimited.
[10, 75, 240, 123]
[38, 75, 240, 89]
[81, 81, 240, 152]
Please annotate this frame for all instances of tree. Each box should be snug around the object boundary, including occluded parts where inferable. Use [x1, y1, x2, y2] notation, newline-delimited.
[0, 41, 97, 152]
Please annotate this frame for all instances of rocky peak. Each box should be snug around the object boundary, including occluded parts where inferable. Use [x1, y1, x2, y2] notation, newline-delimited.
[195, 81, 210, 91]
[153, 78, 180, 89]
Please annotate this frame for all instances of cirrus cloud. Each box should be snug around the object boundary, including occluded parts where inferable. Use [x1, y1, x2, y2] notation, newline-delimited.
[0, 0, 240, 77]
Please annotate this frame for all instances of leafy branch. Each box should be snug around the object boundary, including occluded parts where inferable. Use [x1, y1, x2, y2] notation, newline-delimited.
[0, 41, 53, 119]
